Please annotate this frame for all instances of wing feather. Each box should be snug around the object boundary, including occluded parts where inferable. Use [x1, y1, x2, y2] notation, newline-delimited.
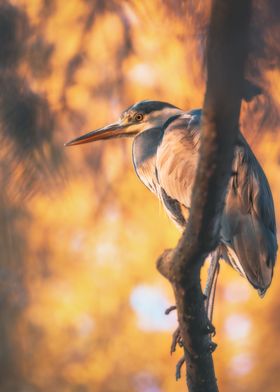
[156, 111, 277, 293]
[156, 113, 200, 210]
[222, 134, 277, 292]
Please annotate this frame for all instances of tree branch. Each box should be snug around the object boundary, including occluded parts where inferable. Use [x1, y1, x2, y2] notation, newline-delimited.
[157, 1, 252, 391]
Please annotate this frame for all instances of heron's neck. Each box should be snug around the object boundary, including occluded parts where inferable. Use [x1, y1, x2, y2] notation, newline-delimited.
[132, 127, 163, 167]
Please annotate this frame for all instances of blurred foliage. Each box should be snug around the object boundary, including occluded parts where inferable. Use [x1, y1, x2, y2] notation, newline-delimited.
[0, 0, 279, 391]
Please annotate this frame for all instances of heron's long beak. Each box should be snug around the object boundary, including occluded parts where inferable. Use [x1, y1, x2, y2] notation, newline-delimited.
[65, 122, 133, 147]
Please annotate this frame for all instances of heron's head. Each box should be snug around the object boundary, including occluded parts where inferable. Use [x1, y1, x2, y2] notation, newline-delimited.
[65, 100, 182, 146]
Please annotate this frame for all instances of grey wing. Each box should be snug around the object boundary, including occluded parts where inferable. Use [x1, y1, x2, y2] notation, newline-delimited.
[155, 112, 201, 227]
[221, 134, 278, 293]
[156, 110, 277, 294]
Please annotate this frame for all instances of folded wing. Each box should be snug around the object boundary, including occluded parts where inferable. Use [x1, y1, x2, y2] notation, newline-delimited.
[156, 111, 277, 295]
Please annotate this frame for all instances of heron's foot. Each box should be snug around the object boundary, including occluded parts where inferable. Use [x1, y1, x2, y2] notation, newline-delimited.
[165, 305, 183, 354]
[208, 341, 218, 353]
[171, 326, 184, 354]
[204, 320, 216, 337]
[175, 355, 185, 381]
[202, 293, 216, 337]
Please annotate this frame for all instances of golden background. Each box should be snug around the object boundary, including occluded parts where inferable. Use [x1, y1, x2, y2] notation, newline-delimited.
[1, 1, 280, 391]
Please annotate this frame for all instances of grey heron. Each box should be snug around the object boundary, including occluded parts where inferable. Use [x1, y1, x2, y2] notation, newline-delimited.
[65, 100, 278, 323]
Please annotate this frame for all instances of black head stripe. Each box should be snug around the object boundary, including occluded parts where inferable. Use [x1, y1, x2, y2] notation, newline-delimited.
[127, 100, 180, 116]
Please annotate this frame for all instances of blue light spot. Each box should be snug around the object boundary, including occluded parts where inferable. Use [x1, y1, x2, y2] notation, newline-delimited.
[130, 284, 177, 331]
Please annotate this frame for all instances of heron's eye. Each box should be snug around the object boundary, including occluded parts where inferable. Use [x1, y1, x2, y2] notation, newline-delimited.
[134, 113, 144, 122]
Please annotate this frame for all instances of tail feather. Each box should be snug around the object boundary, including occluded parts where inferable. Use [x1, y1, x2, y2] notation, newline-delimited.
[222, 240, 273, 296]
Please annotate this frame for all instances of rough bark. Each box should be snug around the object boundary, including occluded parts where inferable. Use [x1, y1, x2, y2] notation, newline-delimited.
[157, 1, 252, 391]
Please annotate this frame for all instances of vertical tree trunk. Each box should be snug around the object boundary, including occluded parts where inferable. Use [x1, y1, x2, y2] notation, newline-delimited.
[157, 1, 252, 390]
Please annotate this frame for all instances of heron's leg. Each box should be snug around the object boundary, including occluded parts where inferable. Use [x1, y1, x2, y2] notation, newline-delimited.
[204, 251, 220, 325]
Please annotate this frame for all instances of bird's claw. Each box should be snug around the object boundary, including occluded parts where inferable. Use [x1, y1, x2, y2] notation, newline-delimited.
[175, 355, 185, 381]
[204, 320, 216, 337]
[165, 306, 185, 379]
[166, 306, 183, 353]
[170, 326, 183, 354]
[165, 305, 177, 315]
[208, 341, 217, 353]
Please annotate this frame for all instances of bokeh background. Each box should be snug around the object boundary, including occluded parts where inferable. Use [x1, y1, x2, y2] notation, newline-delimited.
[1, 0, 280, 391]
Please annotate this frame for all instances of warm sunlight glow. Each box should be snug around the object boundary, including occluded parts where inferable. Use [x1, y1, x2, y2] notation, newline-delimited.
[2, 1, 279, 391]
